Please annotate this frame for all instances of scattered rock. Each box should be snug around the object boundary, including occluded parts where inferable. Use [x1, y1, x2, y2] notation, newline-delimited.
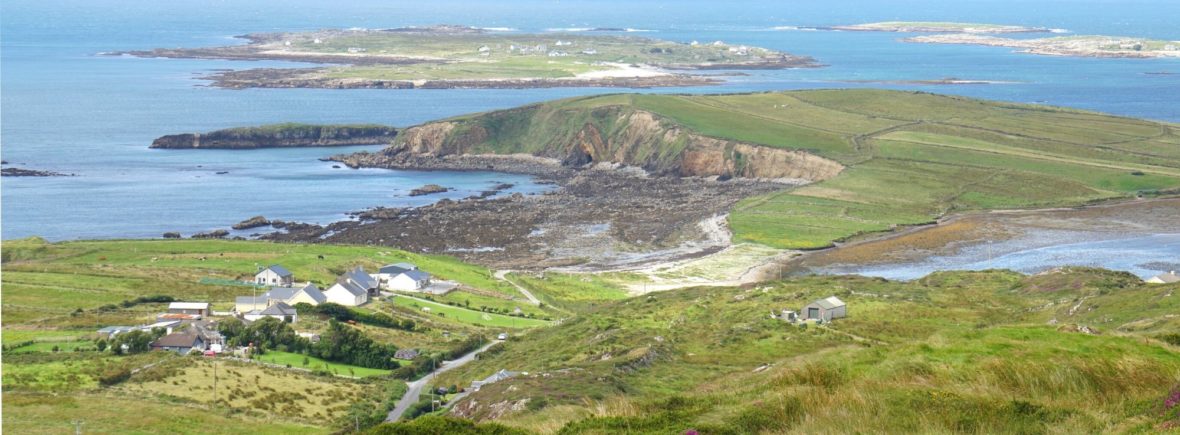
[232, 215, 271, 230]
[191, 229, 230, 239]
[2, 167, 72, 177]
[409, 184, 450, 196]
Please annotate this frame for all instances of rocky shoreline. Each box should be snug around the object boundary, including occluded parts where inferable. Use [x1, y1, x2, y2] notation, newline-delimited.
[1, 166, 73, 177]
[259, 152, 796, 269]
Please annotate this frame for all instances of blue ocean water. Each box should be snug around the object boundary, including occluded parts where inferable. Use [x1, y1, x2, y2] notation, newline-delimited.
[2, 0, 1179, 242]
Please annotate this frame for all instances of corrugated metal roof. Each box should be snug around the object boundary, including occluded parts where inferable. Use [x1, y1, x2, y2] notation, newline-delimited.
[809, 296, 845, 310]
[168, 302, 209, 310]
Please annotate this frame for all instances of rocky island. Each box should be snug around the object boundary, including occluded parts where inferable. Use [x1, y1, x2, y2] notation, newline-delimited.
[118, 25, 820, 90]
[904, 34, 1180, 59]
[150, 123, 397, 149]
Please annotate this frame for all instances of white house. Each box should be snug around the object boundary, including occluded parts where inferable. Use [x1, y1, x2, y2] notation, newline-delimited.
[235, 282, 325, 312]
[324, 277, 369, 306]
[343, 266, 379, 296]
[803, 296, 847, 322]
[255, 265, 294, 287]
[167, 302, 210, 317]
[374, 263, 421, 288]
[244, 302, 298, 323]
[1147, 271, 1180, 284]
[151, 332, 206, 354]
[388, 269, 432, 291]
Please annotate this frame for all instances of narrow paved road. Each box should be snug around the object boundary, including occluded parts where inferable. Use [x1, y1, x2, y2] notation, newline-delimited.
[494, 270, 541, 306]
[386, 341, 498, 422]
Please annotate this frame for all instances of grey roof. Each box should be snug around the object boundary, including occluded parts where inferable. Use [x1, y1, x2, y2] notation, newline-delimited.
[483, 369, 519, 383]
[400, 269, 431, 281]
[236, 296, 266, 306]
[152, 332, 203, 348]
[97, 326, 136, 334]
[258, 302, 297, 316]
[1152, 272, 1180, 283]
[391, 262, 417, 270]
[262, 264, 292, 277]
[265, 283, 326, 304]
[331, 277, 368, 297]
[394, 348, 420, 359]
[345, 266, 378, 289]
[808, 296, 845, 310]
[379, 264, 409, 275]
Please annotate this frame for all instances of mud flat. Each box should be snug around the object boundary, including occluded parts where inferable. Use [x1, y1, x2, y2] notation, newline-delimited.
[905, 34, 1180, 58]
[787, 197, 1180, 280]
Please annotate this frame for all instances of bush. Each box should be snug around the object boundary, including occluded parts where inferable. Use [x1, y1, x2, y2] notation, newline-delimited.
[98, 368, 132, 386]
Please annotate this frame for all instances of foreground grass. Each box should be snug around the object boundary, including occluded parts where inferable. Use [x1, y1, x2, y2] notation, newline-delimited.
[421, 269, 1180, 433]
[3, 391, 326, 434]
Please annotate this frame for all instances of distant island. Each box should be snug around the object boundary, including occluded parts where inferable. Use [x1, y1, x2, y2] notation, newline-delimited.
[905, 34, 1180, 59]
[117, 25, 820, 89]
[150, 123, 397, 149]
[831, 21, 1056, 34]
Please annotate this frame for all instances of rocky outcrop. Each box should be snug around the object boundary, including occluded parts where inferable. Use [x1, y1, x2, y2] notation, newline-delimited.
[409, 184, 449, 196]
[232, 216, 270, 230]
[191, 229, 229, 239]
[1, 167, 73, 177]
[150, 124, 396, 149]
[380, 107, 844, 182]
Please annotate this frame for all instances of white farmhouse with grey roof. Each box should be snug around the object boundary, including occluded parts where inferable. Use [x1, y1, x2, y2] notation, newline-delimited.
[1147, 271, 1179, 284]
[803, 296, 846, 322]
[325, 276, 370, 306]
[374, 263, 432, 291]
[255, 264, 294, 287]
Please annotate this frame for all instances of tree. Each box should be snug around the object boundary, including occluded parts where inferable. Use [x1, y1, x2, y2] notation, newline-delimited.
[95, 338, 108, 352]
[111, 330, 156, 354]
[302, 356, 310, 367]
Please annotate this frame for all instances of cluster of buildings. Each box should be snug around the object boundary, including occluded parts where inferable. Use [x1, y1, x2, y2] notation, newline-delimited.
[96, 261, 437, 355]
[235, 263, 433, 322]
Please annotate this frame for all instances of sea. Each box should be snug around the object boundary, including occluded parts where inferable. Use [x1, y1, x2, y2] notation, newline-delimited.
[2, 0, 1178, 274]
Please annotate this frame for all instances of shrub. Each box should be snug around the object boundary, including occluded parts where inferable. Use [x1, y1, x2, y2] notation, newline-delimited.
[98, 368, 132, 386]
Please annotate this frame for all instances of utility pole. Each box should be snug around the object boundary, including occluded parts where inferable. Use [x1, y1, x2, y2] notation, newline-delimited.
[213, 359, 218, 406]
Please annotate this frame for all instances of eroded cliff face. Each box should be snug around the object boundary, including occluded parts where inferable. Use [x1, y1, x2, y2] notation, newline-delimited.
[385, 107, 844, 182]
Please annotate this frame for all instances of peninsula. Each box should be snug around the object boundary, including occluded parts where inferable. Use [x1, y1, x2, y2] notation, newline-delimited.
[120, 25, 820, 89]
[905, 34, 1180, 59]
[149, 123, 397, 149]
[831, 21, 1055, 34]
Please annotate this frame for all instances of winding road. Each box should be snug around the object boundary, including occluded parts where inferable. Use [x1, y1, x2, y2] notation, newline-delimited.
[494, 270, 541, 306]
[385, 341, 498, 422]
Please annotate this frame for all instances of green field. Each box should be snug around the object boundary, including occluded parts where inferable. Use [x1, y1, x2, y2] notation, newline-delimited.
[418, 268, 1180, 433]
[259, 350, 393, 377]
[411, 90, 1180, 249]
[387, 295, 551, 329]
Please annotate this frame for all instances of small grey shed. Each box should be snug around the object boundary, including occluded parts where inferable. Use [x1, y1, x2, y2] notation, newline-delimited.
[803, 296, 846, 321]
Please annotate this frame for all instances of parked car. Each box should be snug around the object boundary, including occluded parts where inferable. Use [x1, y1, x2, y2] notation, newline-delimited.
[497, 333, 508, 340]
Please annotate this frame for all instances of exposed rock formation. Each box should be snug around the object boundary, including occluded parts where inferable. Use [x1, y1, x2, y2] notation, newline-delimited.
[150, 124, 396, 149]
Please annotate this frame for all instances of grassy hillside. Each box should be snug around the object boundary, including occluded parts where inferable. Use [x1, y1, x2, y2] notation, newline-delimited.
[408, 268, 1180, 433]
[0, 238, 573, 432]
[409, 90, 1180, 249]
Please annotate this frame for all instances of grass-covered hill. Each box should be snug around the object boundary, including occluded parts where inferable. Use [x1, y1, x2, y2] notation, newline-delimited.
[389, 89, 1180, 249]
[410, 268, 1180, 433]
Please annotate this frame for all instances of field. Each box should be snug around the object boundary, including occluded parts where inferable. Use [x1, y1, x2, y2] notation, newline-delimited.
[386, 294, 551, 329]
[420, 268, 1180, 433]
[0, 237, 570, 433]
[437, 90, 1180, 249]
[257, 350, 393, 378]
